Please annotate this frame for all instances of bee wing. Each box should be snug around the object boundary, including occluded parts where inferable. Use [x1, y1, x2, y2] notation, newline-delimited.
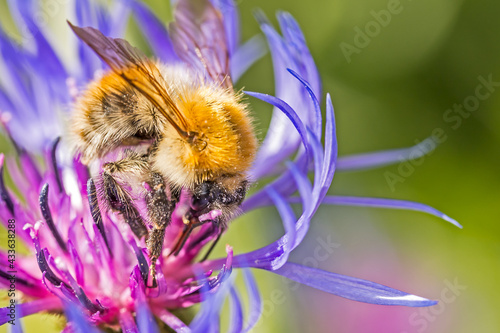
[170, 0, 232, 89]
[68, 21, 191, 139]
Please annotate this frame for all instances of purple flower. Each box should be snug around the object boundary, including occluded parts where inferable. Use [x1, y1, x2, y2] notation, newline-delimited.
[0, 0, 461, 331]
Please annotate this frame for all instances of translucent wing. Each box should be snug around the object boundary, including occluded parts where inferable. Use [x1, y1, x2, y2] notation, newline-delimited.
[169, 0, 232, 89]
[68, 21, 191, 140]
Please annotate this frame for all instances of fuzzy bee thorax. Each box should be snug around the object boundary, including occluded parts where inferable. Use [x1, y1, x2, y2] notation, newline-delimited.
[153, 83, 257, 189]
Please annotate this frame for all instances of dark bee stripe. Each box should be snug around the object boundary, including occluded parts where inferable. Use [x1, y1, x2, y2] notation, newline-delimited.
[101, 87, 138, 115]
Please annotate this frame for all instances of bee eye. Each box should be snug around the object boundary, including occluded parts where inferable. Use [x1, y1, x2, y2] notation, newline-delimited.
[191, 182, 219, 210]
[191, 195, 209, 210]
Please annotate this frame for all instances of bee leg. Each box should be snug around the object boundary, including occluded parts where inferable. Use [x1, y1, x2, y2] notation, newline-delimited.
[145, 172, 179, 288]
[145, 227, 164, 288]
[100, 170, 149, 239]
[199, 220, 225, 262]
[102, 151, 149, 176]
[170, 215, 204, 256]
[100, 153, 151, 239]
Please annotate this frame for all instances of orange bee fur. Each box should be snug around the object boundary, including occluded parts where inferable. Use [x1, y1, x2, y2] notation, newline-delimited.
[71, 63, 257, 191]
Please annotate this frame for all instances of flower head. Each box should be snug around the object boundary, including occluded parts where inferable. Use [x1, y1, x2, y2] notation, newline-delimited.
[0, 0, 461, 331]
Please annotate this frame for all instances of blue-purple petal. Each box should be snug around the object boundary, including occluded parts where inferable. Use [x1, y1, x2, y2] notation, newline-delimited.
[0, 85, 15, 113]
[227, 287, 243, 333]
[285, 161, 315, 248]
[190, 274, 234, 332]
[10, 303, 24, 333]
[0, 299, 60, 326]
[276, 12, 321, 97]
[337, 137, 438, 171]
[228, 241, 286, 271]
[64, 302, 102, 333]
[136, 300, 159, 333]
[231, 35, 267, 83]
[0, 30, 34, 115]
[8, 0, 68, 95]
[266, 187, 296, 261]
[242, 269, 262, 332]
[251, 14, 320, 179]
[317, 93, 337, 200]
[74, 0, 104, 81]
[321, 195, 462, 228]
[273, 262, 438, 307]
[156, 309, 191, 333]
[119, 310, 140, 333]
[308, 129, 325, 199]
[286, 161, 313, 214]
[131, 0, 180, 63]
[108, 0, 132, 37]
[131, 269, 159, 333]
[245, 91, 310, 162]
[75, 0, 92, 27]
[244, 154, 308, 212]
[287, 68, 322, 138]
[210, 0, 239, 55]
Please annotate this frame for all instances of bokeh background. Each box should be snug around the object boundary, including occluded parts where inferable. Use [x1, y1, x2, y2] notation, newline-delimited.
[0, 0, 499, 332]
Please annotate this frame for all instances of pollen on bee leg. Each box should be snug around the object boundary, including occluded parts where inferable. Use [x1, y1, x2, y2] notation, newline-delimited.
[146, 226, 167, 288]
[147, 264, 158, 289]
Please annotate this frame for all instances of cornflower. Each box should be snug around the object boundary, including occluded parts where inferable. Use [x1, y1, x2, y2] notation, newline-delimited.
[0, 0, 461, 331]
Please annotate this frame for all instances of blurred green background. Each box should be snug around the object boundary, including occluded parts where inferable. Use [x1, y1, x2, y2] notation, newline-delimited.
[1, 0, 499, 332]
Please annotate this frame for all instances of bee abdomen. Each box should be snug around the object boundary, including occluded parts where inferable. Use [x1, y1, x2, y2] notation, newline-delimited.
[72, 74, 161, 162]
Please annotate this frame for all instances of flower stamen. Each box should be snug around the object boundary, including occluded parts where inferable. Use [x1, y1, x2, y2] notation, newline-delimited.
[50, 137, 64, 193]
[39, 183, 68, 253]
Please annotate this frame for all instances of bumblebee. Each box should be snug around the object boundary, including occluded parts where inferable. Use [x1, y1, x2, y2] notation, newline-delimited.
[68, 0, 257, 287]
